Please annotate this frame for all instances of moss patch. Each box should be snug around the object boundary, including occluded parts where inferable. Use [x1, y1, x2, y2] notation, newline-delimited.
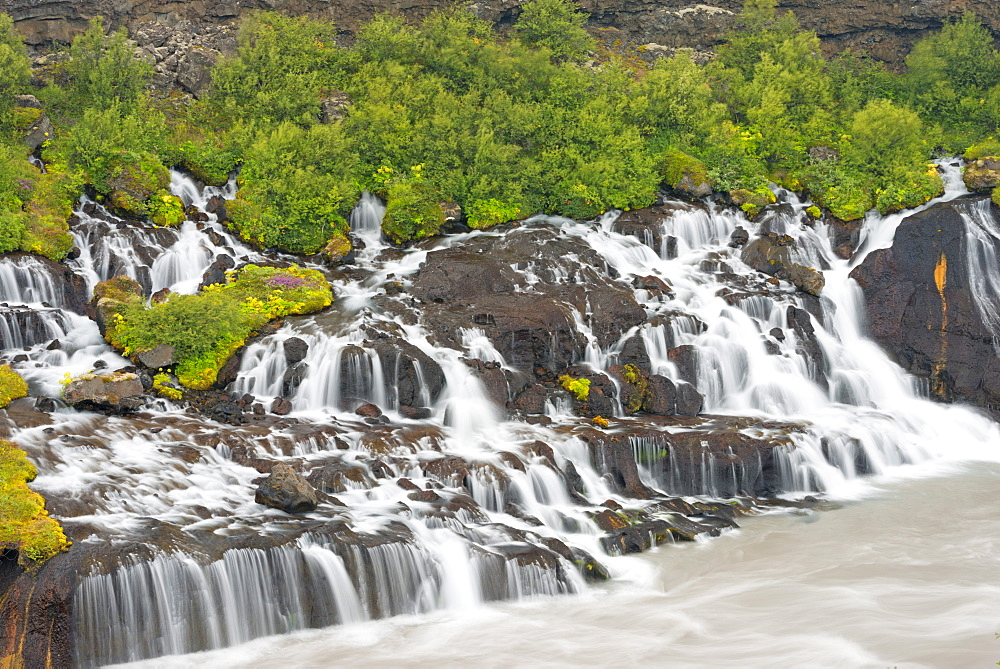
[559, 374, 591, 401]
[107, 265, 333, 389]
[0, 441, 69, 567]
[0, 365, 28, 408]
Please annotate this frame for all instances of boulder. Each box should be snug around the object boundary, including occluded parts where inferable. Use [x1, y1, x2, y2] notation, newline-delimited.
[254, 463, 319, 513]
[176, 48, 217, 97]
[198, 254, 235, 289]
[63, 371, 145, 411]
[963, 157, 1000, 191]
[89, 276, 144, 336]
[283, 337, 309, 364]
[675, 382, 704, 417]
[134, 344, 176, 370]
[850, 195, 1000, 413]
[510, 384, 548, 414]
[742, 233, 825, 295]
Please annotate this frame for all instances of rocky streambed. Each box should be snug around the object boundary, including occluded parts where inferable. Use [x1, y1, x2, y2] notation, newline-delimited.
[2, 165, 1000, 666]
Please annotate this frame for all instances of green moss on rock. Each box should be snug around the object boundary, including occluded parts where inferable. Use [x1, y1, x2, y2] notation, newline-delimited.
[0, 365, 28, 408]
[729, 187, 776, 218]
[107, 153, 171, 218]
[660, 150, 712, 198]
[108, 265, 333, 390]
[0, 440, 69, 567]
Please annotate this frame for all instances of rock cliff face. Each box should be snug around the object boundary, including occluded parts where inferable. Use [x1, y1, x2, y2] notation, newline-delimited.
[851, 196, 1000, 418]
[2, 0, 998, 66]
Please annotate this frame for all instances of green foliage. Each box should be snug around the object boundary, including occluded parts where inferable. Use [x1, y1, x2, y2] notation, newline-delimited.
[0, 440, 70, 567]
[467, 198, 522, 230]
[210, 12, 340, 127]
[629, 51, 725, 145]
[0, 141, 32, 252]
[229, 121, 358, 253]
[842, 100, 927, 180]
[992, 187, 1000, 208]
[559, 374, 591, 401]
[148, 191, 185, 227]
[513, 0, 595, 63]
[905, 12, 1000, 140]
[0, 15, 30, 118]
[965, 137, 1000, 160]
[0, 364, 28, 407]
[62, 18, 152, 115]
[111, 265, 332, 389]
[660, 149, 709, 189]
[382, 164, 446, 243]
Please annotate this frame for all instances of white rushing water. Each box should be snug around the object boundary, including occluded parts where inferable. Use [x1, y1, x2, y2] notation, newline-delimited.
[3, 165, 1000, 666]
[119, 461, 1000, 669]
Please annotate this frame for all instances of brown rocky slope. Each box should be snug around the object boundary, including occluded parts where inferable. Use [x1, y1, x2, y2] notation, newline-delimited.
[2, 0, 998, 67]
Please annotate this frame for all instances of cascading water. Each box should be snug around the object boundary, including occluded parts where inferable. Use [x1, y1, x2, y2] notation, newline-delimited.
[3, 162, 999, 666]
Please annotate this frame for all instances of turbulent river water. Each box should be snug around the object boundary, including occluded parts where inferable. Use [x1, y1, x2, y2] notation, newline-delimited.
[3, 159, 1000, 667]
[122, 461, 1000, 669]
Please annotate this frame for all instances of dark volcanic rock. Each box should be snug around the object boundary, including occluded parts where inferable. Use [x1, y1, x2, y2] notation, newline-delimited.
[135, 344, 176, 370]
[255, 463, 319, 513]
[63, 371, 145, 411]
[283, 337, 309, 364]
[851, 196, 1000, 413]
[409, 226, 644, 373]
[368, 336, 445, 408]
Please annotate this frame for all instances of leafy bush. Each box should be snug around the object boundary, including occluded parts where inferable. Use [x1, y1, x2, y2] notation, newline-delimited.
[965, 137, 1000, 160]
[229, 121, 358, 253]
[0, 14, 30, 118]
[382, 165, 446, 243]
[559, 374, 591, 401]
[61, 18, 152, 116]
[210, 12, 340, 127]
[513, 0, 595, 63]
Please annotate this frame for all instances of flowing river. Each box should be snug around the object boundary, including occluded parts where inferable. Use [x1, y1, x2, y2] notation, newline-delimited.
[122, 460, 1000, 668]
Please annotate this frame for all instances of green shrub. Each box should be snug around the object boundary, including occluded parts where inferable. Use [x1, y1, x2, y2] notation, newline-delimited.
[660, 149, 709, 189]
[382, 165, 446, 243]
[62, 18, 152, 116]
[467, 198, 522, 230]
[965, 137, 1000, 160]
[229, 121, 358, 253]
[513, 0, 595, 63]
[0, 15, 30, 118]
[210, 12, 340, 127]
[0, 440, 69, 567]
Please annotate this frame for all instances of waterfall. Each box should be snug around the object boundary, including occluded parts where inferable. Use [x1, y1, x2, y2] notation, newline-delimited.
[3, 162, 1000, 666]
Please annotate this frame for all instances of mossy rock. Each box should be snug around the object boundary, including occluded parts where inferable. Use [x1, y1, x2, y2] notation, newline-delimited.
[729, 188, 776, 218]
[993, 186, 1000, 208]
[148, 191, 185, 227]
[321, 231, 352, 265]
[22, 171, 76, 261]
[106, 153, 171, 217]
[0, 440, 69, 567]
[0, 365, 28, 408]
[382, 179, 446, 244]
[963, 157, 1000, 192]
[108, 265, 333, 390]
[661, 149, 711, 198]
